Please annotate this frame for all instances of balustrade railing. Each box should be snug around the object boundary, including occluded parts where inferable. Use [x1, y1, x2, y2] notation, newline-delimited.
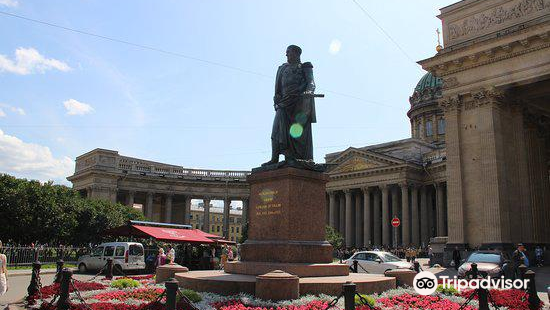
[117, 156, 249, 180]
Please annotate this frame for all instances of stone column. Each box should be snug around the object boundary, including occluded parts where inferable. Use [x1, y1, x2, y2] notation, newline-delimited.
[146, 192, 154, 220]
[328, 191, 337, 228]
[223, 198, 231, 239]
[355, 191, 363, 247]
[476, 92, 510, 244]
[183, 196, 192, 225]
[411, 185, 419, 246]
[165, 193, 173, 223]
[391, 186, 399, 247]
[203, 197, 211, 233]
[339, 193, 345, 235]
[380, 185, 390, 246]
[400, 183, 410, 246]
[420, 186, 429, 246]
[440, 96, 465, 245]
[362, 187, 372, 247]
[126, 190, 135, 208]
[373, 189, 381, 246]
[436, 183, 446, 236]
[242, 198, 249, 225]
[344, 189, 353, 247]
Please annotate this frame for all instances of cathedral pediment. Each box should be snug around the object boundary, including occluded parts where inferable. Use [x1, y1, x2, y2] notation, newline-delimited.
[327, 147, 404, 174]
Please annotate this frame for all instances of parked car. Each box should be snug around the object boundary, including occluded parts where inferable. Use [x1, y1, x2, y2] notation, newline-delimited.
[345, 251, 414, 274]
[457, 250, 511, 278]
[77, 242, 145, 273]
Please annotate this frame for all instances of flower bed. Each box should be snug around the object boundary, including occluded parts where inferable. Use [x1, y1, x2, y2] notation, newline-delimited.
[27, 275, 546, 310]
[92, 288, 164, 302]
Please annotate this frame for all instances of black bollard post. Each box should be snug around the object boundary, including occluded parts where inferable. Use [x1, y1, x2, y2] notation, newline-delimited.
[26, 261, 42, 304]
[343, 281, 356, 310]
[54, 259, 64, 283]
[57, 268, 73, 310]
[478, 287, 489, 310]
[413, 261, 420, 273]
[165, 278, 179, 310]
[470, 262, 479, 278]
[518, 264, 527, 280]
[353, 260, 358, 273]
[105, 258, 114, 279]
[524, 270, 541, 310]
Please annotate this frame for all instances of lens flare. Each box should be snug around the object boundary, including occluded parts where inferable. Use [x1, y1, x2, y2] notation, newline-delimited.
[290, 123, 303, 138]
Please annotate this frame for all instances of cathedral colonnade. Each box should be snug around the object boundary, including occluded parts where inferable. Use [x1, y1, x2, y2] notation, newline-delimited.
[82, 187, 250, 239]
[327, 182, 447, 248]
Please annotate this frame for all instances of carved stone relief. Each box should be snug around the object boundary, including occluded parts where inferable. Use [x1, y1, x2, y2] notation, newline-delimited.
[448, 0, 550, 41]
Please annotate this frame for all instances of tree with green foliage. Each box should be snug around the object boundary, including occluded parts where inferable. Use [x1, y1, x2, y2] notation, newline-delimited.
[325, 225, 344, 250]
[0, 174, 144, 245]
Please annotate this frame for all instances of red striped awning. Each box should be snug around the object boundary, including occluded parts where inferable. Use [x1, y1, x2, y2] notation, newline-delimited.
[132, 225, 215, 244]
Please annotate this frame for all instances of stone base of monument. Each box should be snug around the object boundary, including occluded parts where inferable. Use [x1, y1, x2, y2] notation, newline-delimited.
[174, 271, 396, 296]
[384, 269, 417, 287]
[224, 261, 349, 277]
[256, 270, 299, 301]
[155, 263, 189, 283]
[174, 166, 396, 298]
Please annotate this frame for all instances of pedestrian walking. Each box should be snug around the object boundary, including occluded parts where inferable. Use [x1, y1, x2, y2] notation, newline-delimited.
[535, 245, 544, 267]
[452, 246, 461, 270]
[0, 241, 8, 296]
[512, 243, 528, 279]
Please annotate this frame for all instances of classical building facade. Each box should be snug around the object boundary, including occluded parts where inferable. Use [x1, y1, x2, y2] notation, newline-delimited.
[419, 0, 550, 250]
[324, 72, 448, 249]
[67, 148, 250, 240]
[189, 204, 243, 242]
[68, 0, 549, 255]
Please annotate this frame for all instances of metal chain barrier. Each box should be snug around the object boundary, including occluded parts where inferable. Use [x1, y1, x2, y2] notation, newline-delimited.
[113, 264, 127, 277]
[86, 261, 109, 282]
[357, 263, 370, 274]
[142, 290, 166, 310]
[70, 279, 94, 310]
[457, 289, 478, 310]
[176, 288, 200, 310]
[355, 292, 375, 309]
[486, 289, 502, 310]
[324, 292, 344, 310]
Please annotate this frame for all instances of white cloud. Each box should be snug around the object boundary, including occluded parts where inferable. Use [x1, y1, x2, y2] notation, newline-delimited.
[63, 99, 94, 115]
[329, 39, 342, 55]
[0, 0, 18, 7]
[0, 129, 74, 182]
[0, 109, 5, 117]
[0, 47, 71, 75]
[0, 103, 25, 116]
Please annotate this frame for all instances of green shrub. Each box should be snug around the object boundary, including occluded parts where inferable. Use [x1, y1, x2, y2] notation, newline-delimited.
[110, 278, 141, 289]
[436, 284, 458, 295]
[354, 294, 376, 307]
[176, 289, 202, 303]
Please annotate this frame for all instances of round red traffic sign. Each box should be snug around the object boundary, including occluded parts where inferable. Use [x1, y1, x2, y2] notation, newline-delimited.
[391, 217, 400, 227]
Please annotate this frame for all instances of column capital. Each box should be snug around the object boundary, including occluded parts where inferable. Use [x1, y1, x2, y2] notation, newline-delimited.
[166, 192, 174, 198]
[146, 191, 154, 197]
[435, 182, 446, 189]
[399, 181, 409, 188]
[343, 189, 352, 194]
[378, 184, 389, 192]
[361, 187, 372, 194]
[327, 191, 336, 197]
[128, 190, 136, 195]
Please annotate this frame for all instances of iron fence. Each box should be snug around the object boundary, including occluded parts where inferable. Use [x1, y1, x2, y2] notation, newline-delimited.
[3, 246, 90, 267]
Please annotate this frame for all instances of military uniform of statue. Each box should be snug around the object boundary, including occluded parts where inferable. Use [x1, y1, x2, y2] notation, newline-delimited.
[263, 45, 316, 166]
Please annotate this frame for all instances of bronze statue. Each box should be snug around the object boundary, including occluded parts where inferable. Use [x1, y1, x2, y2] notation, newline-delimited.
[262, 45, 322, 167]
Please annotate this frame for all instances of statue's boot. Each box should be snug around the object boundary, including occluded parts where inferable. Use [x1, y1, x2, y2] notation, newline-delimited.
[261, 143, 280, 166]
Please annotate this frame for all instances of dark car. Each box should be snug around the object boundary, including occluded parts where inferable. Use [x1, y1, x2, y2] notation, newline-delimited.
[457, 250, 511, 278]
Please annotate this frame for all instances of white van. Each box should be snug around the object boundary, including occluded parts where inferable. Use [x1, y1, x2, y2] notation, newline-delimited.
[77, 242, 145, 273]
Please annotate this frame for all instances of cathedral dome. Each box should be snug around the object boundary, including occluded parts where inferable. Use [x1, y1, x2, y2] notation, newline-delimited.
[409, 72, 443, 108]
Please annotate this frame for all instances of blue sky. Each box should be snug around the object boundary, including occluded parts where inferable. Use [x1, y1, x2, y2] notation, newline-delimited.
[0, 0, 456, 185]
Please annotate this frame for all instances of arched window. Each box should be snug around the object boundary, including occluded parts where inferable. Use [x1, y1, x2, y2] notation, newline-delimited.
[438, 118, 446, 135]
[426, 121, 433, 137]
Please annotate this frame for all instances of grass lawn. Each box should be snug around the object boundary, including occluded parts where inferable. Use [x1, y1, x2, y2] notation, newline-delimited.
[8, 263, 77, 270]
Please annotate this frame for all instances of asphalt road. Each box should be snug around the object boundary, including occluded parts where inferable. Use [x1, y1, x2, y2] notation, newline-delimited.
[0, 273, 94, 306]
